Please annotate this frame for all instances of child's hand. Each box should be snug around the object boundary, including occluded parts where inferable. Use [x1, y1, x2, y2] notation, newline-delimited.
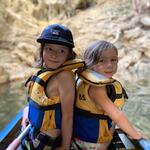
[21, 106, 29, 129]
[21, 117, 29, 130]
[128, 130, 148, 140]
[137, 131, 149, 140]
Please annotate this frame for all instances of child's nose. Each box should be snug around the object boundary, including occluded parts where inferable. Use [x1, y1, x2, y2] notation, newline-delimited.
[51, 50, 58, 57]
[106, 61, 113, 67]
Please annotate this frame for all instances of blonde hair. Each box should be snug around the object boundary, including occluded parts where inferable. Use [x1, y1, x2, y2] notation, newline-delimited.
[84, 40, 117, 69]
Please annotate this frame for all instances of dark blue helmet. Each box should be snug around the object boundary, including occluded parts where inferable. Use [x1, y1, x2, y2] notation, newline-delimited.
[37, 24, 74, 48]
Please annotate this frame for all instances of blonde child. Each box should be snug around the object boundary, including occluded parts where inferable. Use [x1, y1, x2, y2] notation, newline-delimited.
[72, 40, 148, 150]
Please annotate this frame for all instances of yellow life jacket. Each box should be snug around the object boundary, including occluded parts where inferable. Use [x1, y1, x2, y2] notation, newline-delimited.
[74, 69, 128, 143]
[28, 59, 85, 132]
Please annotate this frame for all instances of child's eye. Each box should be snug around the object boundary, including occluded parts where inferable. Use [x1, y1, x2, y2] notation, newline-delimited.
[111, 58, 118, 62]
[48, 48, 52, 51]
[44, 47, 52, 51]
[57, 49, 67, 54]
[99, 59, 104, 63]
[60, 49, 65, 53]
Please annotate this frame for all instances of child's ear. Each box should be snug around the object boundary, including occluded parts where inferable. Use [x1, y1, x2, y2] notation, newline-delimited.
[67, 51, 76, 60]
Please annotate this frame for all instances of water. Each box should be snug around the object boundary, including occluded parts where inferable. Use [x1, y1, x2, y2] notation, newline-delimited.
[0, 80, 27, 131]
[116, 72, 150, 138]
[0, 74, 150, 139]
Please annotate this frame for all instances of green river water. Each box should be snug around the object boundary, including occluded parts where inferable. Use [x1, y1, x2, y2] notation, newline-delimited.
[0, 74, 150, 138]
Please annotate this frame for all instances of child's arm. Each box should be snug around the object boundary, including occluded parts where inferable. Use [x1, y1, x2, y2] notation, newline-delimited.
[90, 85, 145, 140]
[21, 106, 29, 129]
[57, 71, 75, 150]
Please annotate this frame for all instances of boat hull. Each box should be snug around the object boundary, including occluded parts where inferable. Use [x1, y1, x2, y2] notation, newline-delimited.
[0, 111, 143, 150]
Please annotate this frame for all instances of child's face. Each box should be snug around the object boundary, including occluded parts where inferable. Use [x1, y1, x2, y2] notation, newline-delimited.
[93, 48, 118, 78]
[43, 43, 70, 69]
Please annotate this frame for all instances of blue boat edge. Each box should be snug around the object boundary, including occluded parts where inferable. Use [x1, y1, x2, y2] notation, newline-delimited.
[0, 110, 22, 142]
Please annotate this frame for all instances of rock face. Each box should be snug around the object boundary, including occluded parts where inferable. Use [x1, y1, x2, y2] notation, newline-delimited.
[0, 66, 9, 84]
[0, 0, 150, 83]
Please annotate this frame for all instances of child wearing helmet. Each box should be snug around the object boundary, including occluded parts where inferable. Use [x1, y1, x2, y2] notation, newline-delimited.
[72, 40, 148, 150]
[18, 24, 84, 150]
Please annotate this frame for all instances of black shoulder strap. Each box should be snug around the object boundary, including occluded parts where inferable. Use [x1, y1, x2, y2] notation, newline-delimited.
[106, 84, 128, 102]
[25, 70, 44, 87]
[106, 84, 116, 102]
[122, 88, 128, 99]
[25, 76, 33, 87]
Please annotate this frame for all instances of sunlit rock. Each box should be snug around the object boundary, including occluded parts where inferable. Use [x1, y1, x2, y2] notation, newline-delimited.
[0, 66, 9, 84]
[140, 16, 150, 27]
[12, 42, 37, 66]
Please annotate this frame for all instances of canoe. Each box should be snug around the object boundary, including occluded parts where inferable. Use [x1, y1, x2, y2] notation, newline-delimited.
[0, 111, 143, 150]
[0, 111, 22, 149]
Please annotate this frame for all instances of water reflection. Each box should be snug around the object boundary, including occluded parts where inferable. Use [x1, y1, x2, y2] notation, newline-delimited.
[116, 72, 150, 138]
[0, 74, 150, 138]
[0, 80, 27, 131]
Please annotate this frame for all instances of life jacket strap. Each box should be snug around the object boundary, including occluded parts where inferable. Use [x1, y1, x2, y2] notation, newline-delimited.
[123, 88, 128, 99]
[106, 84, 124, 102]
[74, 107, 109, 120]
[30, 75, 46, 86]
[29, 98, 60, 110]
[36, 133, 61, 147]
